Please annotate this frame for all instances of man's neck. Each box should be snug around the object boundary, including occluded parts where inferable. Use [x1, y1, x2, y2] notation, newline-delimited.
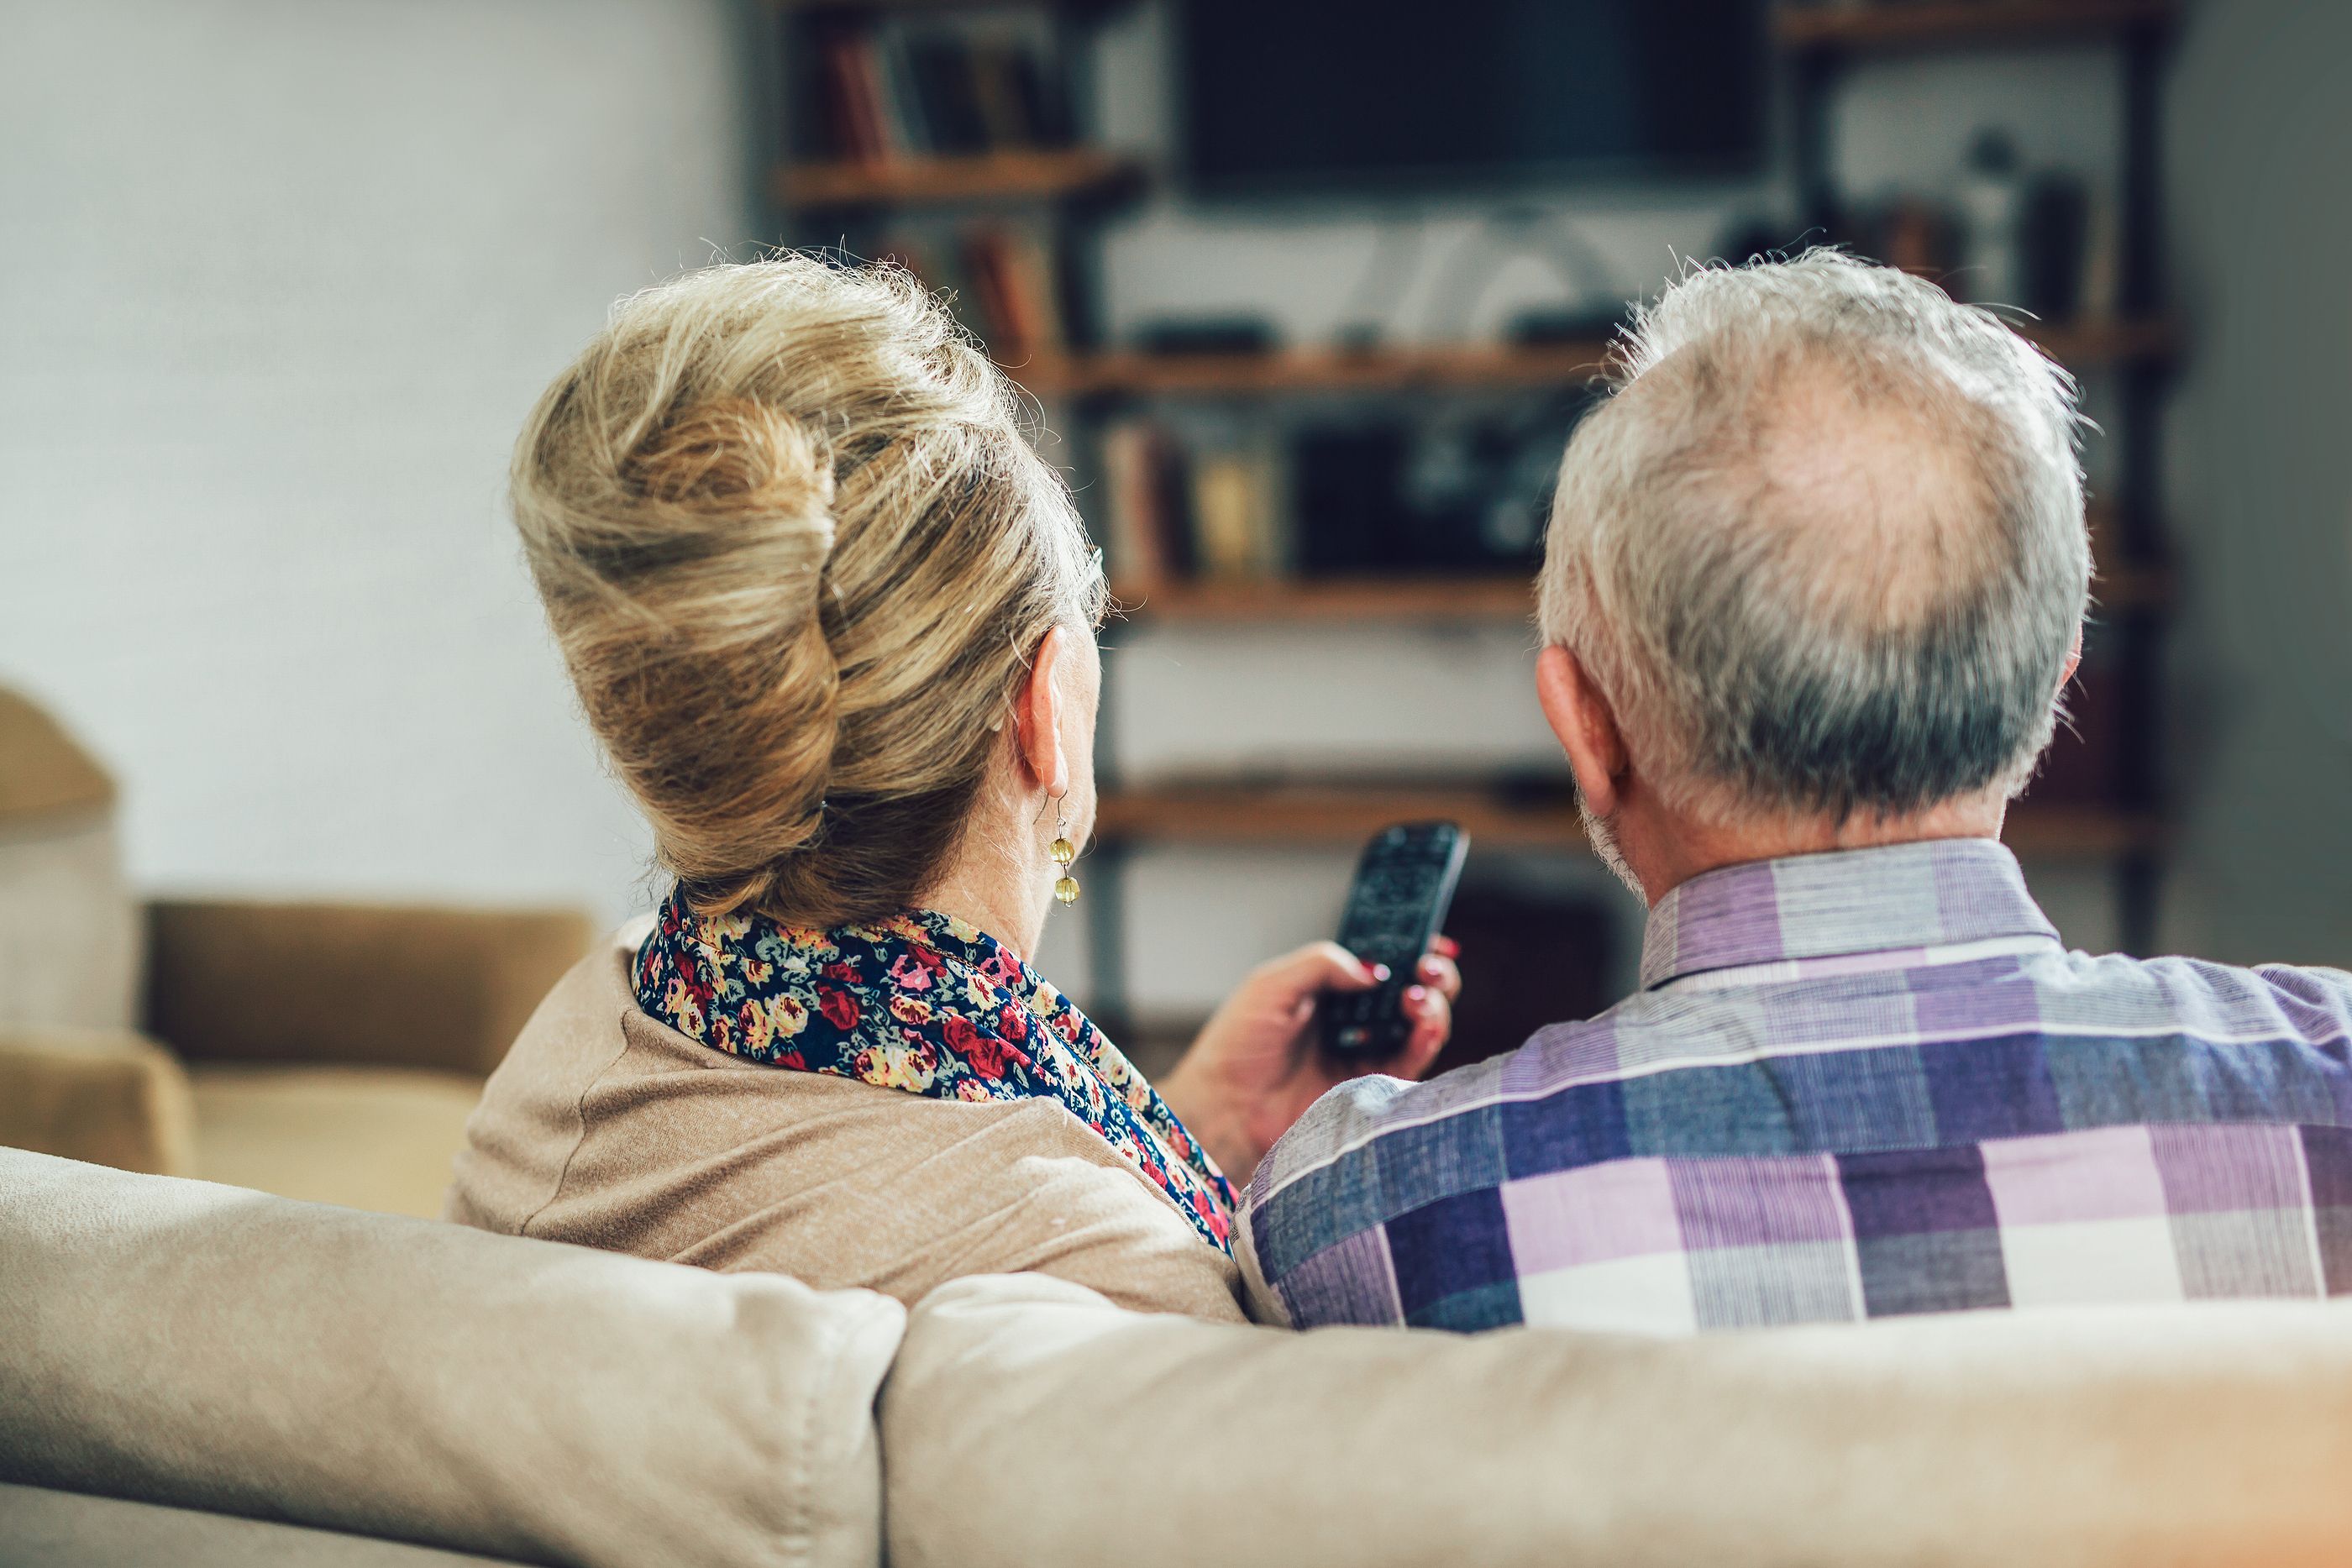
[1620, 789, 2008, 908]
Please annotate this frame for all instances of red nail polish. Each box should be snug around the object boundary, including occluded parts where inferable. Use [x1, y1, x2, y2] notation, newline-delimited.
[1370, 962, 1391, 982]
[1404, 985, 1429, 1004]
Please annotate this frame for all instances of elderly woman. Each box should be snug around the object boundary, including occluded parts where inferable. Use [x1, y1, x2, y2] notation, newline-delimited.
[446, 257, 1458, 1321]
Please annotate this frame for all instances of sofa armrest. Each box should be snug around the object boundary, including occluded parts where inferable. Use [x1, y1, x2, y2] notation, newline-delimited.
[0, 1147, 901, 1568]
[143, 899, 594, 1078]
[0, 1027, 195, 1176]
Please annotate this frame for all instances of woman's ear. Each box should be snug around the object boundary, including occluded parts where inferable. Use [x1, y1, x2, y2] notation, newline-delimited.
[1013, 624, 1072, 800]
[1535, 644, 1628, 817]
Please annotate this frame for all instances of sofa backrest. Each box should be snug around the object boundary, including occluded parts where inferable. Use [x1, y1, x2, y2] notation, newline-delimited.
[18, 1142, 2352, 1568]
[0, 1147, 903, 1568]
[885, 1272, 2352, 1568]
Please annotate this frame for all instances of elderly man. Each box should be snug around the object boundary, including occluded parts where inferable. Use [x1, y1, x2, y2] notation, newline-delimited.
[1240, 251, 2352, 1335]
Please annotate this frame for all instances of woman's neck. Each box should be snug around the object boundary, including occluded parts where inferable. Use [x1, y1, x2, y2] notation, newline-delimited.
[916, 816, 1049, 960]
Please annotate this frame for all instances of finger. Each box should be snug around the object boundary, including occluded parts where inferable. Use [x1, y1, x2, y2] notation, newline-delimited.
[1415, 952, 1462, 1003]
[1432, 934, 1460, 959]
[1399, 983, 1449, 1042]
[1394, 986, 1452, 1079]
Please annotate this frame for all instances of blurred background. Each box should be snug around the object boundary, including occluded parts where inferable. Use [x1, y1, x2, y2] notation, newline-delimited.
[4, 0, 2349, 1118]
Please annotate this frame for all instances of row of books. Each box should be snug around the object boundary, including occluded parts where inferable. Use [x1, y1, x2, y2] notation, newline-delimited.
[1100, 420, 1289, 587]
[879, 223, 1065, 359]
[1840, 182, 2121, 324]
[1100, 416, 1564, 589]
[810, 23, 1070, 163]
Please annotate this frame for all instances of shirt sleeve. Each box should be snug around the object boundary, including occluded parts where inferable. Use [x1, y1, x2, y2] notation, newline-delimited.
[1231, 1198, 1294, 1327]
[1228, 1074, 1421, 1330]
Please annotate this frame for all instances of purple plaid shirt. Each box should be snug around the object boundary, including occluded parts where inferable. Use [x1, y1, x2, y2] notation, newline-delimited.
[1238, 839, 2352, 1334]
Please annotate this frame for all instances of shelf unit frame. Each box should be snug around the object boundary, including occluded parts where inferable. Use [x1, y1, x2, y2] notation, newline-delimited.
[763, 0, 2188, 1029]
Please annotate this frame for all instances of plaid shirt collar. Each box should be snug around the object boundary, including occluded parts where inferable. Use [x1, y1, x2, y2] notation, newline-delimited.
[1638, 836, 2062, 991]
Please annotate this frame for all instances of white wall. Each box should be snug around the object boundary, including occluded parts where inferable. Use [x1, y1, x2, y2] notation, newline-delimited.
[0, 0, 752, 926]
[2158, 0, 2352, 968]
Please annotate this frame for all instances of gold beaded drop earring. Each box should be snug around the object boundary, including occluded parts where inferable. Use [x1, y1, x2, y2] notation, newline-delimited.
[1048, 792, 1080, 905]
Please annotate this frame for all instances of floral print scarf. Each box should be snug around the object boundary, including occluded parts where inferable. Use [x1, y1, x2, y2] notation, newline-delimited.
[633, 889, 1235, 1251]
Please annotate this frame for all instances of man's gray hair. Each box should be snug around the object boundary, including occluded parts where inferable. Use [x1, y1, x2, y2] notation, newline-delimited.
[1537, 249, 2089, 823]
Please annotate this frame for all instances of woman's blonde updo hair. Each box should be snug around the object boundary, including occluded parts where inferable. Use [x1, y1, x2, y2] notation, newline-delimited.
[512, 254, 1102, 926]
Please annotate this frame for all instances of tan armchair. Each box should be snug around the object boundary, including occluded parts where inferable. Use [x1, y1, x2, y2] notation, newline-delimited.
[0, 685, 590, 1217]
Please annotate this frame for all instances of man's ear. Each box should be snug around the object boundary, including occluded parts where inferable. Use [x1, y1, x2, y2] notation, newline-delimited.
[1013, 624, 1072, 799]
[1535, 644, 1628, 816]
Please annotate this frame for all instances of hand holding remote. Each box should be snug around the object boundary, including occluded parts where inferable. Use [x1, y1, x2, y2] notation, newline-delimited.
[1156, 936, 1460, 1186]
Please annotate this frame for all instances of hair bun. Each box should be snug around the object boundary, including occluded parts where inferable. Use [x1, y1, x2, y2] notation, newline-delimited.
[627, 396, 833, 526]
[605, 396, 844, 875]
[513, 256, 1092, 926]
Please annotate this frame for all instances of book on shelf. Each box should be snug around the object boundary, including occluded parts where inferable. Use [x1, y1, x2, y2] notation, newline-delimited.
[874, 222, 1064, 360]
[969, 39, 1064, 149]
[1191, 444, 1287, 581]
[961, 224, 1064, 358]
[1834, 176, 2123, 326]
[1100, 418, 1194, 590]
[874, 31, 932, 155]
[1101, 421, 1166, 588]
[903, 34, 986, 155]
[818, 33, 892, 162]
[1098, 418, 1289, 590]
[806, 19, 1071, 164]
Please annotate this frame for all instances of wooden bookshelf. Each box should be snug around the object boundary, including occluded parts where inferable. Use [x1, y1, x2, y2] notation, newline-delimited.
[1777, 0, 2176, 52]
[1114, 565, 2166, 624]
[2020, 317, 2176, 368]
[1097, 782, 1587, 852]
[776, 148, 1143, 208]
[1103, 472, 2167, 630]
[766, 3, 2187, 971]
[1095, 782, 2163, 861]
[1021, 340, 1616, 398]
[1113, 575, 1534, 624]
[1021, 318, 2171, 399]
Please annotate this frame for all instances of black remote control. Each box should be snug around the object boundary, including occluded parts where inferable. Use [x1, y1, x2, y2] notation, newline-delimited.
[1320, 821, 1469, 1057]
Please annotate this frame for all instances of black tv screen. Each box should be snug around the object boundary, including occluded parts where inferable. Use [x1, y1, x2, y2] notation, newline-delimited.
[1180, 0, 1769, 195]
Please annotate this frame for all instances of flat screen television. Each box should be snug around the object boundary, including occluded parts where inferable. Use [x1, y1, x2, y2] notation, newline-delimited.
[1179, 0, 1769, 196]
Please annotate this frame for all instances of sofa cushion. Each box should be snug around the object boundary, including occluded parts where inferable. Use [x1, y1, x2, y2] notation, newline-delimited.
[0, 1148, 904, 1568]
[884, 1272, 2352, 1568]
[0, 1481, 522, 1567]
[188, 1064, 481, 1219]
[0, 1028, 195, 1177]
[0, 691, 138, 1036]
[0, 815, 139, 1037]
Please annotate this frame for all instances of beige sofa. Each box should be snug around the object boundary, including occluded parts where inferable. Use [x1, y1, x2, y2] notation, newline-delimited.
[6, 1144, 2352, 1567]
[0, 687, 589, 1218]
